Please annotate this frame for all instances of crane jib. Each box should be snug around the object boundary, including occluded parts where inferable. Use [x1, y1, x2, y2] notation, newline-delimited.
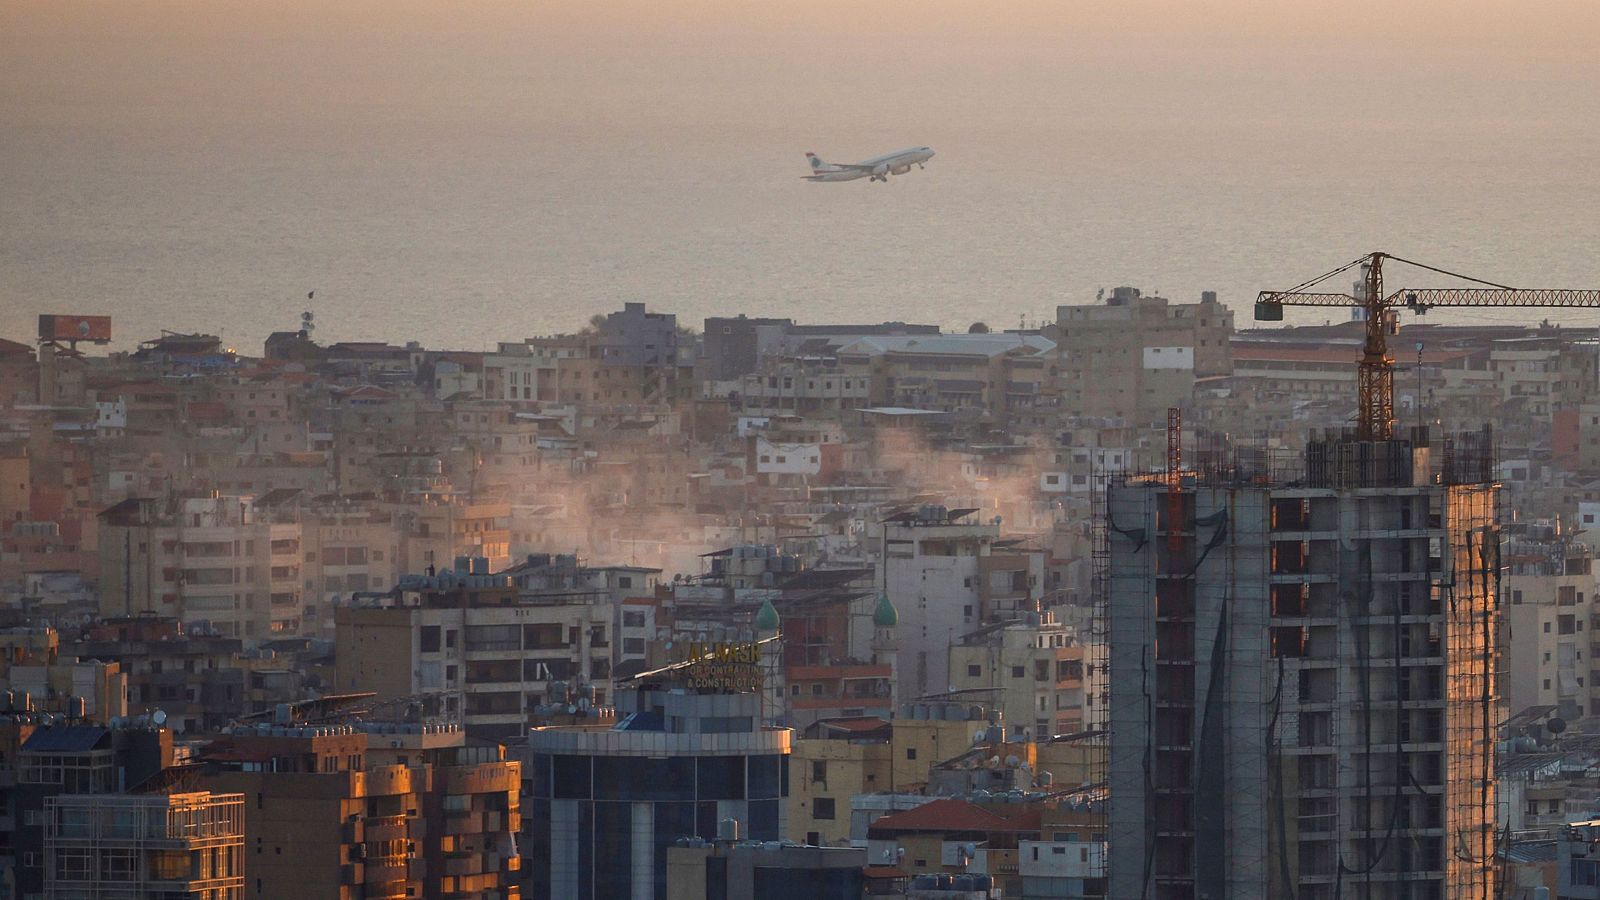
[1254, 251, 1600, 441]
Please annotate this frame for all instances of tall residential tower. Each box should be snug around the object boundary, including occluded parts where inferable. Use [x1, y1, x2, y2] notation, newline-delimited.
[1106, 427, 1498, 900]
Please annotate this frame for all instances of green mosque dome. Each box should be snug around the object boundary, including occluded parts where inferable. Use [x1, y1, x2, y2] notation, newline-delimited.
[755, 598, 780, 631]
[873, 593, 898, 629]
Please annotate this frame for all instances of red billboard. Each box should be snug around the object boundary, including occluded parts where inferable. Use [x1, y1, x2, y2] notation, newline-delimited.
[37, 315, 112, 344]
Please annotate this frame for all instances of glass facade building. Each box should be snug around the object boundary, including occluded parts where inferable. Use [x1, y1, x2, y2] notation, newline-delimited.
[519, 686, 791, 899]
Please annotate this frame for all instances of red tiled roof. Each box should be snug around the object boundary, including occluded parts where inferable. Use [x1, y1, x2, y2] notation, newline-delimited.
[869, 798, 1039, 835]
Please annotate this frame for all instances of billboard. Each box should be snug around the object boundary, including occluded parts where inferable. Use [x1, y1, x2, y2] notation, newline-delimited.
[37, 315, 112, 344]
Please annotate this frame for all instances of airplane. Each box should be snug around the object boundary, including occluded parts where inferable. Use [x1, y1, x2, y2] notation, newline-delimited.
[803, 147, 935, 183]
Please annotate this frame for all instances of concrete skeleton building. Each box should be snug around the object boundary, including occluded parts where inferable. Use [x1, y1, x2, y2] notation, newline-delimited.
[1106, 426, 1499, 900]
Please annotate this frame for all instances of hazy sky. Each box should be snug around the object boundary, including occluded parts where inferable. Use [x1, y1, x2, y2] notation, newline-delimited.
[5, 1, 1600, 348]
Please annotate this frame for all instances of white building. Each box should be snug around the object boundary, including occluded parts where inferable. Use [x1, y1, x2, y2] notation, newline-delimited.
[877, 506, 1042, 702]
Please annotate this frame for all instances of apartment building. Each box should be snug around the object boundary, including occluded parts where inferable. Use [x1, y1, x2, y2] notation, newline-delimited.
[66, 616, 255, 734]
[1501, 529, 1597, 720]
[6, 718, 176, 899]
[1106, 427, 1498, 899]
[0, 627, 128, 724]
[334, 557, 614, 739]
[97, 494, 301, 642]
[877, 506, 1043, 702]
[834, 333, 1056, 426]
[203, 722, 520, 900]
[787, 700, 991, 847]
[43, 791, 244, 899]
[1055, 287, 1233, 425]
[948, 614, 1086, 740]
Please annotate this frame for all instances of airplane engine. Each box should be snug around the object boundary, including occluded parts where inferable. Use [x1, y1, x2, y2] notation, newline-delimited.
[872, 164, 889, 180]
[890, 164, 911, 175]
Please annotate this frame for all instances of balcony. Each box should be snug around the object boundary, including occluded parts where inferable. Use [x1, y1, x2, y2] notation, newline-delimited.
[443, 763, 519, 795]
[445, 854, 487, 877]
[444, 811, 485, 835]
[364, 816, 408, 843]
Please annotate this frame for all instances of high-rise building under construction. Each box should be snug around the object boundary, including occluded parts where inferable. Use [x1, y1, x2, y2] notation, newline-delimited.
[1105, 427, 1498, 900]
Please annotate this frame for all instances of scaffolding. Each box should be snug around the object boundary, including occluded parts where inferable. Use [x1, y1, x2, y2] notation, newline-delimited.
[1088, 449, 1112, 894]
[1103, 428, 1500, 900]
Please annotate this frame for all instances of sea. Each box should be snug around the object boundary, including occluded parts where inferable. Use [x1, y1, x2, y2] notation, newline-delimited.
[5, 1, 1600, 352]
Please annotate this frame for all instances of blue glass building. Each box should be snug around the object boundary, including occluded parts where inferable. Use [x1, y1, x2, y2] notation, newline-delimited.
[519, 683, 790, 899]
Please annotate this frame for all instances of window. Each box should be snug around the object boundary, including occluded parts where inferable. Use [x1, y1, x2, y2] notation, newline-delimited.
[905, 748, 917, 761]
[420, 626, 441, 653]
[1574, 858, 1600, 887]
[813, 797, 836, 820]
[967, 664, 981, 677]
[1012, 666, 1025, 679]
[57, 847, 95, 880]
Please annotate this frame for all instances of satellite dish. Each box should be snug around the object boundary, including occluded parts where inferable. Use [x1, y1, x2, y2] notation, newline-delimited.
[1548, 717, 1568, 735]
[152, 710, 168, 726]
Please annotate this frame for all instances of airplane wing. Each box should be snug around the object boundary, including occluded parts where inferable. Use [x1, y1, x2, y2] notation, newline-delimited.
[829, 163, 879, 172]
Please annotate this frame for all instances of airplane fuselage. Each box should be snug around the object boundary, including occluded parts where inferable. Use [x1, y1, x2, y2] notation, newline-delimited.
[804, 146, 935, 183]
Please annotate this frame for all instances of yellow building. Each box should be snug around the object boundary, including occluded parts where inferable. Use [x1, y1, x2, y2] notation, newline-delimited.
[787, 703, 991, 846]
[948, 615, 1086, 741]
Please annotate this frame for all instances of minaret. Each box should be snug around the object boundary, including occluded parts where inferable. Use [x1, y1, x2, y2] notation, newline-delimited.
[871, 593, 899, 707]
[755, 598, 784, 725]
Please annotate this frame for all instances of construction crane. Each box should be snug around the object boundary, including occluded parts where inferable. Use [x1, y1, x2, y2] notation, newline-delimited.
[1255, 251, 1600, 441]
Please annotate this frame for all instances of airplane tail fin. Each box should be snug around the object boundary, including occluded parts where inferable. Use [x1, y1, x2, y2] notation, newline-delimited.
[806, 152, 826, 170]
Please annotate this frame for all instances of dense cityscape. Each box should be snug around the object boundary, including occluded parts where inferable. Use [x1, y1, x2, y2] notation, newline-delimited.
[0, 278, 1597, 898]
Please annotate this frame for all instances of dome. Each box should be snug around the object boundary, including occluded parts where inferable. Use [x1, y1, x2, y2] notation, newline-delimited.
[873, 593, 899, 629]
[755, 598, 781, 632]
